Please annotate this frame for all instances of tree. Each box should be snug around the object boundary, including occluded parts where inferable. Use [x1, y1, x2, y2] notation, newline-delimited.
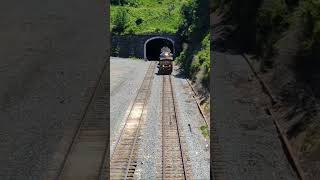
[111, 0, 120, 5]
[112, 9, 129, 34]
[111, 0, 138, 6]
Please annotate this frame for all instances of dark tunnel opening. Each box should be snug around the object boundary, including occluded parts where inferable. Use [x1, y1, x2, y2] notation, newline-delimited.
[145, 38, 174, 61]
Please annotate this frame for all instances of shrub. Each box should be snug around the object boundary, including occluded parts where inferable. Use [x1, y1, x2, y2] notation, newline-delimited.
[135, 18, 143, 25]
[176, 50, 186, 64]
[299, 0, 320, 54]
[111, 0, 139, 6]
[190, 57, 201, 77]
[189, 33, 210, 86]
[256, 0, 289, 59]
[111, 46, 120, 57]
[112, 8, 129, 35]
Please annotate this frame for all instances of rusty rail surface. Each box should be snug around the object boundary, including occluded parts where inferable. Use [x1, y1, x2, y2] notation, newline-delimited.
[161, 75, 190, 179]
[110, 62, 155, 179]
[185, 79, 209, 127]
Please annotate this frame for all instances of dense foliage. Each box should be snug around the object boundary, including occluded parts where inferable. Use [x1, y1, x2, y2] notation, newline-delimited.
[299, 0, 320, 55]
[111, 0, 140, 6]
[214, 0, 320, 54]
[254, 0, 320, 71]
[176, 0, 210, 89]
[191, 34, 210, 87]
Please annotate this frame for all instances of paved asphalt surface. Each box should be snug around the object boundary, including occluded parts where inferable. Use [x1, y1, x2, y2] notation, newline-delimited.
[0, 1, 106, 179]
[212, 51, 298, 180]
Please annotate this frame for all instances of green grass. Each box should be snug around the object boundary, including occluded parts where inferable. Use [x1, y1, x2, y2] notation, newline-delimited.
[111, 0, 185, 34]
[200, 124, 210, 139]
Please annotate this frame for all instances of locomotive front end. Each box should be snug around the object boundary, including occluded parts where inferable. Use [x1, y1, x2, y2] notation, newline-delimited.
[158, 47, 173, 75]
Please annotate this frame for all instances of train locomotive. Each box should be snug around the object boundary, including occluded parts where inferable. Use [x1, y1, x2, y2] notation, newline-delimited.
[158, 47, 173, 75]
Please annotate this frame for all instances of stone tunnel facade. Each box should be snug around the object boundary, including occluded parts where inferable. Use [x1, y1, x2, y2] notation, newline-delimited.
[111, 34, 181, 59]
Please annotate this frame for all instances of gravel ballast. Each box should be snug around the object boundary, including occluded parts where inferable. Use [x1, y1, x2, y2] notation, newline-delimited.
[132, 66, 210, 179]
[134, 70, 162, 179]
[171, 68, 210, 179]
[110, 57, 150, 154]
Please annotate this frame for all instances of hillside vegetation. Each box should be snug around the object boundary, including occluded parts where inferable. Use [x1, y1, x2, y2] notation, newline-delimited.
[175, 0, 210, 116]
[176, 0, 210, 90]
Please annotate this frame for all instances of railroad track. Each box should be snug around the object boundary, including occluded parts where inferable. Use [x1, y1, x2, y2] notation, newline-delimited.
[110, 62, 156, 179]
[161, 75, 190, 180]
[212, 53, 305, 180]
[241, 54, 306, 180]
[48, 62, 108, 180]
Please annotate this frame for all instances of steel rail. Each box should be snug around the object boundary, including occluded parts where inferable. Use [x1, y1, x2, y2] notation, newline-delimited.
[55, 61, 107, 180]
[110, 62, 153, 159]
[110, 62, 155, 179]
[123, 64, 154, 179]
[185, 79, 209, 127]
[242, 54, 306, 180]
[161, 75, 188, 179]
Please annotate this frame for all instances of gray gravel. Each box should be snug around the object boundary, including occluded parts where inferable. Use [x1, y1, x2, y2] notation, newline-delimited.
[171, 67, 210, 179]
[134, 70, 162, 179]
[133, 65, 210, 179]
[212, 52, 298, 180]
[110, 59, 210, 178]
[110, 57, 150, 154]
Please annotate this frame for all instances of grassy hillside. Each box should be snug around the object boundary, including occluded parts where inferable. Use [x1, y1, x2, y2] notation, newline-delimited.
[110, 0, 184, 34]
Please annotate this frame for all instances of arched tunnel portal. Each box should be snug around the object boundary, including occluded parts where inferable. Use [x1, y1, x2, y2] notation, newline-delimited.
[144, 37, 175, 60]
